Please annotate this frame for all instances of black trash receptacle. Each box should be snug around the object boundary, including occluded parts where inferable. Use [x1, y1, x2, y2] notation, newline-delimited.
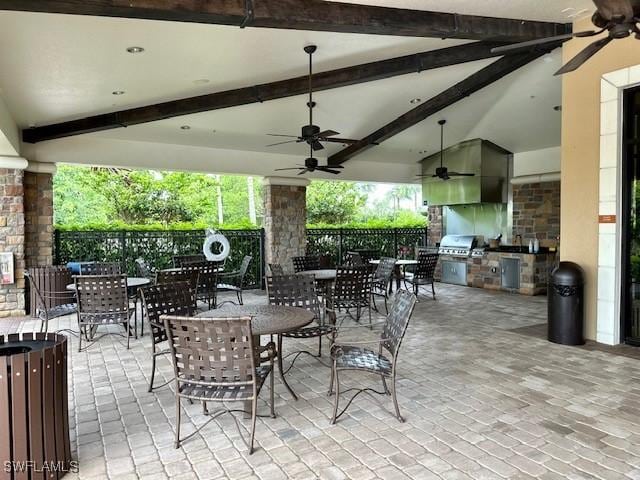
[548, 262, 585, 345]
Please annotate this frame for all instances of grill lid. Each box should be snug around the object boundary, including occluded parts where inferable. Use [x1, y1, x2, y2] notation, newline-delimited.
[439, 235, 477, 249]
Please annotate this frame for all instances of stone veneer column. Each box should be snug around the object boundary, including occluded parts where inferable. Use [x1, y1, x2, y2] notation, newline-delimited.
[512, 180, 561, 244]
[427, 205, 443, 246]
[24, 169, 55, 267]
[263, 177, 309, 271]
[0, 157, 28, 316]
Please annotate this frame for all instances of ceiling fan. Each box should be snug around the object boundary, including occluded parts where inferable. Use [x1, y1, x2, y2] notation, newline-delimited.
[417, 120, 475, 181]
[491, 0, 640, 75]
[265, 45, 359, 151]
[274, 142, 343, 175]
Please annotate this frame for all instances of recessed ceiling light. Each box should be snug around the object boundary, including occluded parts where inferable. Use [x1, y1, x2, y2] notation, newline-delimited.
[410, 98, 422, 104]
[193, 79, 210, 85]
[112, 91, 125, 96]
[126, 46, 145, 54]
[180, 125, 191, 130]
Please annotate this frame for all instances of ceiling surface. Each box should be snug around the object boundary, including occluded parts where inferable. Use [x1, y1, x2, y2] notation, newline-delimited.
[0, 2, 592, 181]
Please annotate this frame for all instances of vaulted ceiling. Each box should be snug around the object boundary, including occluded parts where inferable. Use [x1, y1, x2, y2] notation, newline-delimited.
[0, 1, 593, 181]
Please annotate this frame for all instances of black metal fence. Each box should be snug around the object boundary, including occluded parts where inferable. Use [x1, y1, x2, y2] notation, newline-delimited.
[54, 229, 265, 288]
[306, 228, 428, 264]
[54, 227, 427, 288]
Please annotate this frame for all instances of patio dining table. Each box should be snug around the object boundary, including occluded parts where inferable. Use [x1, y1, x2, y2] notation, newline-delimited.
[66, 276, 151, 290]
[369, 259, 417, 292]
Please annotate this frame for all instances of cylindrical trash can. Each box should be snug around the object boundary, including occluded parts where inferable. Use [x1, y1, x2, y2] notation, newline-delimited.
[548, 262, 585, 345]
[0, 332, 71, 479]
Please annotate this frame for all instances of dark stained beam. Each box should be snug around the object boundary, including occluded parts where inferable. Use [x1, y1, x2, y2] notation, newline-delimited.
[328, 48, 557, 166]
[0, 0, 570, 41]
[23, 41, 517, 143]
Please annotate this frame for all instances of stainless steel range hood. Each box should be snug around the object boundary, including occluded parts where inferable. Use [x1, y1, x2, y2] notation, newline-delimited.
[421, 139, 511, 206]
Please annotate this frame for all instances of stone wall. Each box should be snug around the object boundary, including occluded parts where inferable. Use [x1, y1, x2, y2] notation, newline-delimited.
[512, 181, 561, 245]
[0, 168, 25, 316]
[24, 171, 54, 267]
[427, 205, 443, 246]
[263, 182, 307, 271]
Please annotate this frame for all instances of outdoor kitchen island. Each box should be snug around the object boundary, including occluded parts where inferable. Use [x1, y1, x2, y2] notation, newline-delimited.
[438, 248, 557, 296]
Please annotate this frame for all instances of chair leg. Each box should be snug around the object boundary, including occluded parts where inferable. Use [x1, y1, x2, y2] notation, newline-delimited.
[328, 365, 335, 396]
[331, 369, 340, 424]
[78, 326, 82, 353]
[383, 294, 389, 315]
[148, 340, 157, 392]
[249, 396, 258, 454]
[431, 281, 436, 300]
[270, 367, 276, 419]
[174, 396, 182, 448]
[381, 375, 390, 395]
[277, 334, 298, 400]
[391, 374, 404, 423]
[126, 321, 131, 349]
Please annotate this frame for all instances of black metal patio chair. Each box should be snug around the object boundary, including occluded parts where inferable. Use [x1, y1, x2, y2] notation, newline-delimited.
[172, 254, 206, 268]
[371, 257, 396, 314]
[329, 289, 417, 424]
[25, 266, 77, 332]
[268, 263, 284, 275]
[292, 255, 320, 273]
[217, 255, 252, 305]
[139, 281, 197, 392]
[182, 261, 219, 309]
[403, 251, 439, 300]
[266, 274, 335, 400]
[163, 315, 275, 454]
[74, 274, 132, 352]
[79, 262, 121, 275]
[327, 265, 373, 327]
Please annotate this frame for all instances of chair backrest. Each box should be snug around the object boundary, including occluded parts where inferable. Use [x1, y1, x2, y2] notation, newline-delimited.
[344, 251, 364, 266]
[266, 274, 321, 320]
[135, 258, 153, 278]
[374, 257, 396, 283]
[292, 255, 320, 273]
[75, 274, 129, 319]
[173, 254, 206, 268]
[182, 261, 219, 296]
[156, 269, 200, 293]
[79, 262, 121, 276]
[333, 265, 371, 302]
[415, 252, 439, 280]
[268, 263, 284, 276]
[239, 255, 252, 278]
[26, 266, 75, 316]
[382, 289, 417, 357]
[140, 281, 197, 345]
[356, 250, 380, 264]
[163, 316, 257, 387]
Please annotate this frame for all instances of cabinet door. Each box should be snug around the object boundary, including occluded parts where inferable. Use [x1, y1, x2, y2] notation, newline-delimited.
[501, 258, 520, 290]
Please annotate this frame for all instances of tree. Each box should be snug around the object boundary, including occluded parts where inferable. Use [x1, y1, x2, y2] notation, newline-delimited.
[306, 180, 367, 224]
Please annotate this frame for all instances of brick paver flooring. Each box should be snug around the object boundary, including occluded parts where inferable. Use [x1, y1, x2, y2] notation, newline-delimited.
[5, 283, 640, 479]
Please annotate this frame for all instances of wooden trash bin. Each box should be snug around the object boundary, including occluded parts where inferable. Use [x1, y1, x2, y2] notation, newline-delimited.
[0, 333, 71, 480]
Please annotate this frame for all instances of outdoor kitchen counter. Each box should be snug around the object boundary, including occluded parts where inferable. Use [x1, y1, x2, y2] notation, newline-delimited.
[438, 250, 557, 296]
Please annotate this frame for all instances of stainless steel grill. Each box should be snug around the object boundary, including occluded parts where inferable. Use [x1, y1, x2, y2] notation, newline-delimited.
[438, 235, 479, 257]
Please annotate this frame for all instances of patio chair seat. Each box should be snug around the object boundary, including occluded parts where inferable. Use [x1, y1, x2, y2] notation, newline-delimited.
[403, 273, 433, 285]
[216, 282, 241, 292]
[282, 324, 333, 339]
[332, 345, 392, 375]
[36, 302, 77, 321]
[178, 365, 272, 401]
[80, 312, 130, 325]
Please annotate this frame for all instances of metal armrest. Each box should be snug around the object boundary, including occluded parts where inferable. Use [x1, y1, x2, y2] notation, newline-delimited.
[330, 337, 397, 356]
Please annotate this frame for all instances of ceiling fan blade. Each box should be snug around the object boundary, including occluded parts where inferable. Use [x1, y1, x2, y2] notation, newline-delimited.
[317, 130, 340, 138]
[267, 133, 298, 138]
[593, 0, 634, 21]
[448, 172, 476, 177]
[321, 137, 359, 144]
[297, 169, 310, 175]
[318, 167, 342, 175]
[266, 140, 299, 147]
[555, 36, 613, 75]
[490, 33, 582, 54]
[311, 140, 325, 151]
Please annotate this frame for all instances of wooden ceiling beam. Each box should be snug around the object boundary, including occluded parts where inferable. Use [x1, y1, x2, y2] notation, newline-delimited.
[328, 47, 557, 166]
[23, 41, 516, 143]
[0, 0, 570, 41]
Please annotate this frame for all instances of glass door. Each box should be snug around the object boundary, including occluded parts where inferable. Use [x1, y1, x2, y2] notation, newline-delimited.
[622, 87, 640, 344]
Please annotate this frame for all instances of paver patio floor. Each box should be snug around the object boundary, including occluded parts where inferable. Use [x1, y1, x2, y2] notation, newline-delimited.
[5, 283, 640, 480]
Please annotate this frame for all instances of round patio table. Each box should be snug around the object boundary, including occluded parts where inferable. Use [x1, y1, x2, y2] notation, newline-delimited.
[299, 269, 337, 281]
[197, 305, 314, 400]
[369, 259, 418, 292]
[66, 277, 151, 291]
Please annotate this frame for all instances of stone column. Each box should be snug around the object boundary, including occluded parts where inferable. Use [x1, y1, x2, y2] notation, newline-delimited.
[0, 157, 28, 316]
[263, 177, 309, 271]
[24, 165, 56, 267]
[427, 205, 443, 246]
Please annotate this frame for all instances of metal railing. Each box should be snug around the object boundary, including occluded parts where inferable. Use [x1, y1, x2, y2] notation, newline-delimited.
[54, 227, 428, 288]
